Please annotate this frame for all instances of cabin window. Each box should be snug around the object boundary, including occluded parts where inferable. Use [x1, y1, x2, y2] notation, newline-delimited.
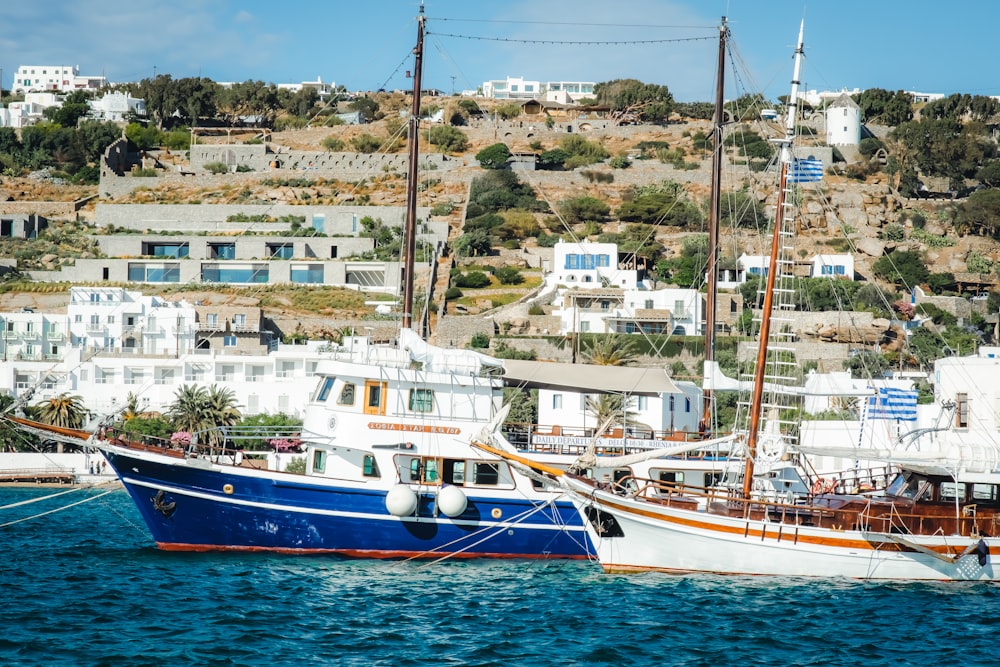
[552, 394, 563, 409]
[939, 482, 964, 501]
[423, 458, 439, 483]
[316, 376, 335, 402]
[444, 460, 465, 485]
[956, 393, 969, 428]
[472, 462, 500, 485]
[312, 449, 326, 474]
[637, 396, 647, 411]
[656, 470, 684, 485]
[362, 454, 379, 478]
[409, 388, 434, 412]
[338, 383, 356, 406]
[972, 484, 998, 502]
[409, 458, 421, 482]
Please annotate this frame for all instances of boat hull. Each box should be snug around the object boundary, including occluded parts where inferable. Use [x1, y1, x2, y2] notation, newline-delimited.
[564, 478, 998, 580]
[101, 445, 590, 559]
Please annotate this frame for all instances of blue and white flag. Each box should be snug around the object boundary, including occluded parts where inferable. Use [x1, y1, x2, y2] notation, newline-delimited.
[788, 158, 824, 183]
[867, 387, 918, 421]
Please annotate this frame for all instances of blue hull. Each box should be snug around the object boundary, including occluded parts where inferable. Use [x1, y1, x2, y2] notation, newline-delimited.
[103, 449, 591, 559]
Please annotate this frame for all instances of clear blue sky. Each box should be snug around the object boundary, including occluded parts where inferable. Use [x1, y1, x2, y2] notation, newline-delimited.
[1, 0, 995, 102]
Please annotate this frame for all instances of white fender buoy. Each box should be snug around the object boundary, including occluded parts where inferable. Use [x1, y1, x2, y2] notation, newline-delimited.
[385, 484, 418, 517]
[437, 484, 468, 518]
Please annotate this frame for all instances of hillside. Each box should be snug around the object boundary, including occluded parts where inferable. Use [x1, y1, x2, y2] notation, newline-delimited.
[1, 111, 998, 333]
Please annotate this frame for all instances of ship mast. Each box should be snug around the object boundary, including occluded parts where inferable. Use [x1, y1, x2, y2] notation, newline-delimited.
[702, 17, 728, 433]
[741, 20, 805, 498]
[401, 4, 425, 331]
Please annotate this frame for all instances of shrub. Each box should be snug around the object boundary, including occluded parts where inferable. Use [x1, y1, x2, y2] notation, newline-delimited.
[203, 162, 230, 175]
[609, 155, 631, 169]
[131, 167, 158, 177]
[494, 266, 524, 285]
[426, 125, 468, 153]
[430, 201, 455, 216]
[470, 333, 490, 348]
[350, 134, 384, 153]
[321, 136, 346, 151]
[454, 271, 491, 288]
[528, 303, 545, 315]
[444, 286, 463, 300]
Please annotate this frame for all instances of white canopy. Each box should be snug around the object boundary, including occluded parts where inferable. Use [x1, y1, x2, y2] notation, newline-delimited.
[502, 359, 682, 395]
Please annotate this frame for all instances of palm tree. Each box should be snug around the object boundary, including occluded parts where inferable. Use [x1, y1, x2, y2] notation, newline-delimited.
[585, 394, 646, 433]
[583, 334, 639, 366]
[205, 385, 242, 445]
[34, 393, 90, 429]
[168, 384, 211, 437]
[168, 384, 242, 447]
[34, 393, 91, 453]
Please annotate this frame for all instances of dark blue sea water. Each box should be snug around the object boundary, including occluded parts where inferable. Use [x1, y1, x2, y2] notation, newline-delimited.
[3, 486, 999, 667]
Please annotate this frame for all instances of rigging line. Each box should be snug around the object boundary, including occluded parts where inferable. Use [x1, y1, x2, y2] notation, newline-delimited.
[428, 17, 716, 29]
[0, 488, 117, 528]
[394, 499, 555, 565]
[426, 31, 716, 47]
[416, 498, 568, 566]
[0, 485, 88, 510]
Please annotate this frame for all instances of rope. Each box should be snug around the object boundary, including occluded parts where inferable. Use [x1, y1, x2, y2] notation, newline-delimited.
[0, 488, 117, 528]
[0, 485, 88, 510]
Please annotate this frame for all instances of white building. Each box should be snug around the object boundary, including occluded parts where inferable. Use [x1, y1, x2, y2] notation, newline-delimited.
[12, 65, 106, 94]
[275, 77, 338, 101]
[717, 253, 854, 288]
[88, 91, 146, 122]
[554, 287, 703, 336]
[0, 93, 62, 128]
[825, 93, 861, 146]
[0, 286, 341, 419]
[537, 380, 703, 437]
[549, 240, 642, 291]
[481, 77, 595, 103]
[800, 88, 863, 110]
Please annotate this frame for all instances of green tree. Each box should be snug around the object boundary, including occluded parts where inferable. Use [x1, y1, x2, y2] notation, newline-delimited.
[558, 196, 610, 224]
[475, 143, 511, 169]
[594, 79, 674, 123]
[426, 125, 468, 153]
[854, 88, 913, 125]
[42, 90, 91, 127]
[168, 384, 242, 446]
[872, 250, 930, 288]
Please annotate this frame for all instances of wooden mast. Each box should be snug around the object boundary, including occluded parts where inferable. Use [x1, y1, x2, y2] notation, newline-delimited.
[401, 4, 425, 331]
[702, 17, 727, 433]
[741, 20, 805, 498]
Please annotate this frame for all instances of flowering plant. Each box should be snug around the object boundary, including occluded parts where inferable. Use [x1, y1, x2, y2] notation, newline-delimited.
[170, 431, 192, 446]
[268, 437, 302, 453]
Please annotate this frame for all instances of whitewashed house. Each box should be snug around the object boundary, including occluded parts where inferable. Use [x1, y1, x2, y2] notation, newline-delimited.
[89, 91, 146, 122]
[12, 65, 106, 94]
[0, 287, 342, 420]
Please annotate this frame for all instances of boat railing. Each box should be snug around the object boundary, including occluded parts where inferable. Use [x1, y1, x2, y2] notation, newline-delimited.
[503, 422, 729, 458]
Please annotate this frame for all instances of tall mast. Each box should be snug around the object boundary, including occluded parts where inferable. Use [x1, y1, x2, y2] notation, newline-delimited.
[741, 20, 805, 498]
[702, 17, 727, 433]
[401, 4, 425, 331]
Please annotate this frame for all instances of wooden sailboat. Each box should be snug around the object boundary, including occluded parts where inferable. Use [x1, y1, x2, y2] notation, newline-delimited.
[479, 20, 1000, 580]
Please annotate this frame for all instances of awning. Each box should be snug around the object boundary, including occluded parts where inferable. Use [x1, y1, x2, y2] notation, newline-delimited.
[501, 359, 682, 395]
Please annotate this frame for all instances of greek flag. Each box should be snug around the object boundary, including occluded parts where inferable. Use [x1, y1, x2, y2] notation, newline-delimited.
[867, 387, 918, 421]
[788, 158, 824, 183]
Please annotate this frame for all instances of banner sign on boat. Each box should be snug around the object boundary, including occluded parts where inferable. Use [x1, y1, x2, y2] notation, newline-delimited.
[368, 422, 461, 434]
[533, 435, 663, 448]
